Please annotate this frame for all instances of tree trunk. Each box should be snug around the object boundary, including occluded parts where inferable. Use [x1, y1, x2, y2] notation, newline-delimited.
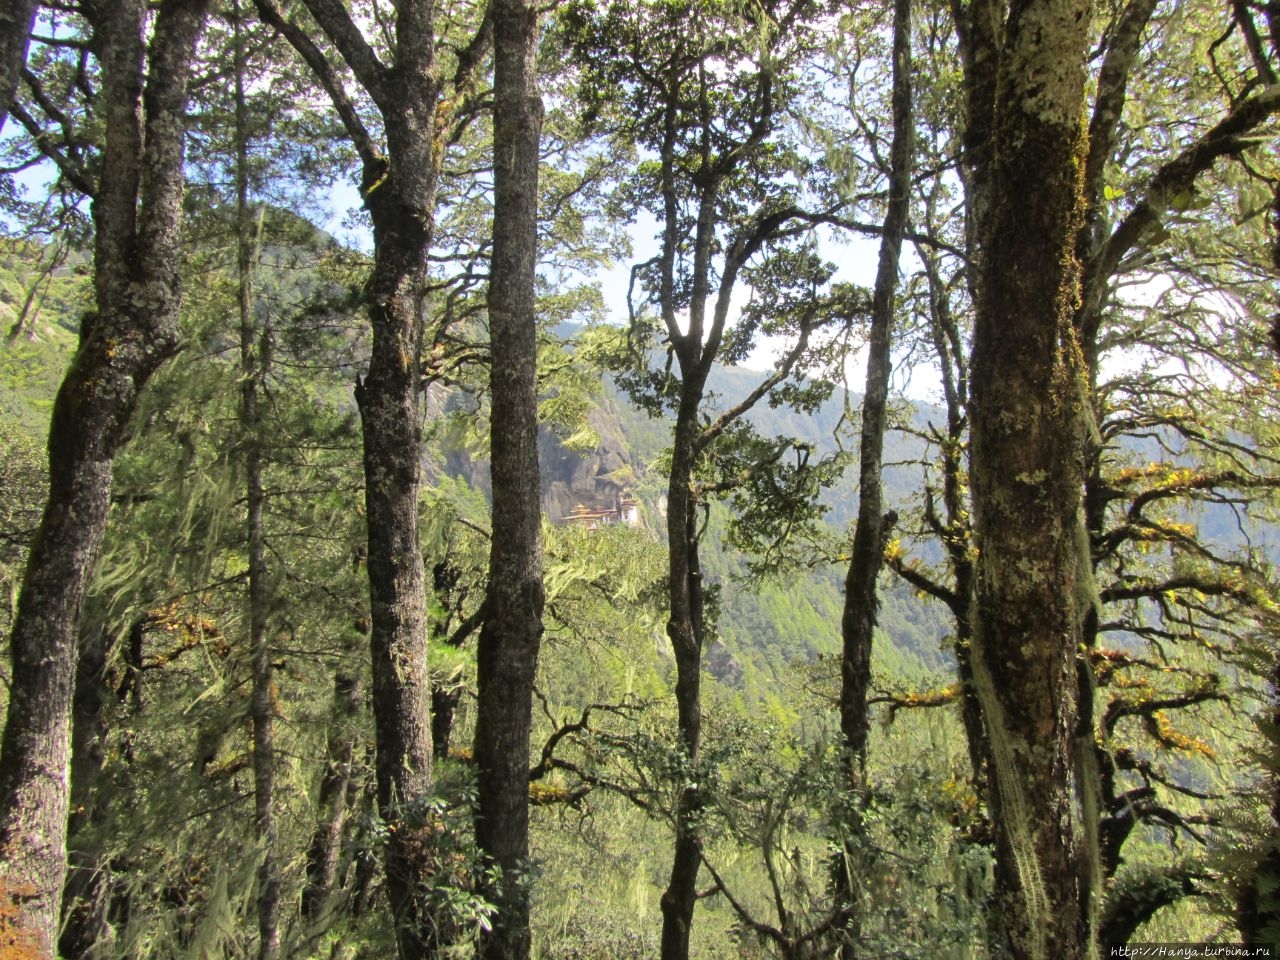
[961, 0, 1094, 957]
[0, 0, 36, 134]
[0, 0, 207, 950]
[834, 0, 912, 946]
[59, 624, 113, 959]
[252, 2, 491, 950]
[473, 2, 544, 958]
[919, 242, 986, 793]
[431, 684, 462, 759]
[302, 672, 363, 924]
[355, 168, 440, 960]
[660, 402, 708, 960]
[311, 7, 442, 954]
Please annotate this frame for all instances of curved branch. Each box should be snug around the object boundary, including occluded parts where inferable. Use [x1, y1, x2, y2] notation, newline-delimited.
[252, 0, 383, 174]
[1099, 867, 1209, 945]
[1103, 687, 1228, 737]
[296, 0, 389, 106]
[1092, 83, 1280, 289]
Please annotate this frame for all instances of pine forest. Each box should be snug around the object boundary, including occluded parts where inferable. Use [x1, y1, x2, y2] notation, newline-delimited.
[3, 0, 1280, 958]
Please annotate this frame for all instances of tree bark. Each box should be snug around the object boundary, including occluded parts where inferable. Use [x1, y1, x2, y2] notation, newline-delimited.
[58, 624, 113, 959]
[961, 1, 1094, 957]
[353, 127, 440, 960]
[473, 1, 544, 958]
[0, 0, 36, 134]
[302, 672, 363, 924]
[253, 0, 492, 952]
[834, 0, 912, 946]
[0, 0, 207, 950]
[660, 416, 709, 960]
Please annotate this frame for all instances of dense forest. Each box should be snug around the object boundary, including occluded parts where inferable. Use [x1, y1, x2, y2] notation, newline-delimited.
[2, 0, 1280, 958]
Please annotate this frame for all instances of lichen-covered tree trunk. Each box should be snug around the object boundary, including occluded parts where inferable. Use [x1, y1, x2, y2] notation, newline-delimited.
[0, 0, 207, 949]
[962, 0, 1094, 957]
[354, 148, 440, 958]
[474, 1, 544, 957]
[1243, 182, 1280, 942]
[59, 624, 114, 959]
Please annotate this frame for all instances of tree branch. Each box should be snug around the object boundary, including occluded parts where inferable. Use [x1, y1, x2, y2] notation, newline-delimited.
[296, 0, 389, 107]
[1093, 83, 1280, 288]
[252, 0, 384, 174]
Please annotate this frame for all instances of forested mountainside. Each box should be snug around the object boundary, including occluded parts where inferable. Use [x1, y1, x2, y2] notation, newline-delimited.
[3, 1, 1280, 958]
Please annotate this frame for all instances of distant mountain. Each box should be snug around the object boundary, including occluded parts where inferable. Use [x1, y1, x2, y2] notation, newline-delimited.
[516, 346, 956, 689]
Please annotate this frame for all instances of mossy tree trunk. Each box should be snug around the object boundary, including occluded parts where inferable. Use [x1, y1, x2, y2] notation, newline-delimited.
[0, 0, 208, 949]
[58, 623, 114, 959]
[958, 0, 1094, 956]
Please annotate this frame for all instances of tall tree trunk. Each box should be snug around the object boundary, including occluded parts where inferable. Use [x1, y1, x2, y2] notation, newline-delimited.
[0, 0, 36, 134]
[961, 0, 1094, 957]
[233, 7, 279, 950]
[834, 0, 912, 947]
[660, 395, 709, 960]
[655, 62, 719, 954]
[252, 3, 491, 952]
[474, 1, 544, 958]
[1243, 186, 1280, 944]
[355, 145, 440, 960]
[0, 0, 207, 950]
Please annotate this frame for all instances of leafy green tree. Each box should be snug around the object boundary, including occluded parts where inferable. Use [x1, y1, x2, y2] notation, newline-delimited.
[559, 2, 860, 955]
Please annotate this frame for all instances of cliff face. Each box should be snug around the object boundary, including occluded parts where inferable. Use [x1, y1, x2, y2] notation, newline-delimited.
[539, 403, 637, 524]
[440, 395, 641, 525]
